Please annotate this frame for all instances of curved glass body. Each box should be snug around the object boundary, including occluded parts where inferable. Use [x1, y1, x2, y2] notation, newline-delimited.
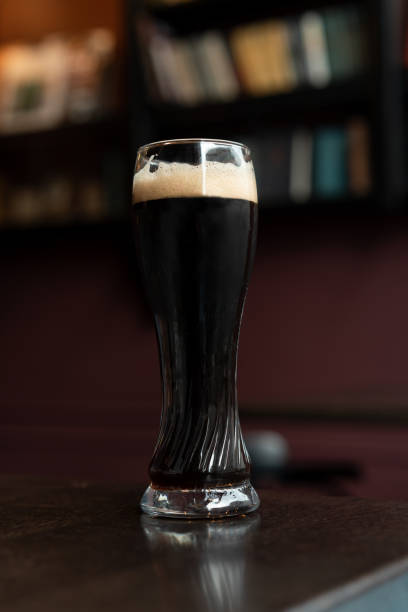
[132, 138, 259, 517]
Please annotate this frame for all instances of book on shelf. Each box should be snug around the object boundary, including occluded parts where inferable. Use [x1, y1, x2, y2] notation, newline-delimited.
[287, 18, 308, 87]
[344, 5, 369, 75]
[41, 177, 73, 223]
[192, 31, 240, 102]
[143, 26, 185, 103]
[172, 38, 206, 106]
[8, 187, 42, 226]
[261, 20, 297, 93]
[323, 5, 363, 81]
[313, 127, 347, 198]
[230, 19, 297, 96]
[347, 118, 371, 196]
[188, 35, 220, 103]
[323, 8, 349, 80]
[77, 180, 106, 221]
[299, 11, 331, 88]
[229, 23, 271, 96]
[289, 129, 313, 203]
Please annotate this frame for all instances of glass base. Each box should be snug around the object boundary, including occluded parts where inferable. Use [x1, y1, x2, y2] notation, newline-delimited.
[140, 480, 260, 519]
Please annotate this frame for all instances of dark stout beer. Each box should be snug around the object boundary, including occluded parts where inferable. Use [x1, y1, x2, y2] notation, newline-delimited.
[132, 196, 258, 489]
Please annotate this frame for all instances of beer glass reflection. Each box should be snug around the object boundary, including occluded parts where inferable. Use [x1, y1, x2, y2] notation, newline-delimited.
[141, 514, 260, 612]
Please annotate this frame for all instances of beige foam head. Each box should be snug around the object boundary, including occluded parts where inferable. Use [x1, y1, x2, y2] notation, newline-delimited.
[132, 159, 258, 204]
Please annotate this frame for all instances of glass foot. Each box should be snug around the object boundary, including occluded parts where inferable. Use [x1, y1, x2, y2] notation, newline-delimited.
[140, 480, 260, 519]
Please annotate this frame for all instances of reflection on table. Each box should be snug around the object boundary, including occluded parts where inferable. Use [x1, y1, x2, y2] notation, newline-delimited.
[141, 513, 260, 612]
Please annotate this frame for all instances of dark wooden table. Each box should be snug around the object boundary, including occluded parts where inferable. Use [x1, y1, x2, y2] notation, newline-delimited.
[2, 476, 408, 611]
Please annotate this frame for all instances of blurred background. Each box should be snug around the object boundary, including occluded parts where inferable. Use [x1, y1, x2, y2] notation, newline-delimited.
[1, 0, 408, 500]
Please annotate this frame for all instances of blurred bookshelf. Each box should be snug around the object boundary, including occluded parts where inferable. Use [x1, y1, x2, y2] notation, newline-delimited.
[0, 5, 131, 232]
[129, 0, 406, 213]
[0, 0, 406, 230]
[0, 114, 129, 230]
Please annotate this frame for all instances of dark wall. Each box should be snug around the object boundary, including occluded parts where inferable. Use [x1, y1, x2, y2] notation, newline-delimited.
[0, 227, 160, 428]
[2, 214, 408, 429]
[240, 214, 408, 409]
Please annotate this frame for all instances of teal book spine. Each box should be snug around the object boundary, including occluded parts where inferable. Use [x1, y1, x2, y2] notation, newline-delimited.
[313, 127, 347, 198]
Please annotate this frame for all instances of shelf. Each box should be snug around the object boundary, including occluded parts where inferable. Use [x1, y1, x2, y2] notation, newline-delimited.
[260, 194, 374, 213]
[0, 196, 375, 238]
[149, 77, 371, 134]
[259, 195, 408, 219]
[145, 0, 356, 34]
[0, 196, 374, 237]
[0, 216, 129, 245]
[4, 194, 408, 241]
[0, 114, 128, 153]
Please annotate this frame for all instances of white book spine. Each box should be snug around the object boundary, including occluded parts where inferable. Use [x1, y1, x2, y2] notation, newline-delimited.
[289, 129, 313, 203]
[173, 40, 205, 106]
[300, 12, 331, 88]
[199, 32, 240, 101]
[148, 35, 181, 103]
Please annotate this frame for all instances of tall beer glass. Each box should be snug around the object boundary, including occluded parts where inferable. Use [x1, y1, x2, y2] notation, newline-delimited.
[132, 139, 259, 518]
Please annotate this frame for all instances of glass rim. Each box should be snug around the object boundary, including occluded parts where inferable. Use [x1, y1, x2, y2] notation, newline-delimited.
[137, 138, 250, 154]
